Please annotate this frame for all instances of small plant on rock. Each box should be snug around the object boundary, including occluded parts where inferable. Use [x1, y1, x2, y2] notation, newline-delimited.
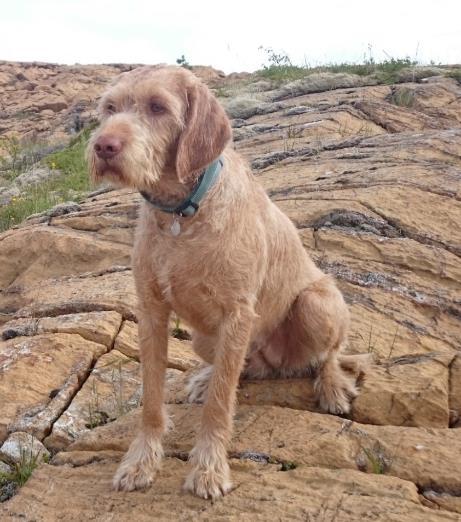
[0, 441, 48, 502]
[357, 442, 391, 474]
[258, 46, 307, 81]
[176, 55, 192, 70]
[389, 87, 416, 108]
[171, 315, 192, 340]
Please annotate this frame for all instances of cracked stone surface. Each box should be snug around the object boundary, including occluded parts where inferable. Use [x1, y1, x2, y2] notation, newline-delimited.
[0, 333, 107, 441]
[44, 350, 183, 452]
[1, 64, 460, 519]
[0, 432, 49, 465]
[114, 320, 200, 371]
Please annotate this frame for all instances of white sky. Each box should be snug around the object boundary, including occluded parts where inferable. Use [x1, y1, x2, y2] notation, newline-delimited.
[1, 0, 460, 73]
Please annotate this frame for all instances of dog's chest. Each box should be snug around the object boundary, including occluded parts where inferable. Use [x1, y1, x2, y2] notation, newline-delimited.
[152, 241, 224, 329]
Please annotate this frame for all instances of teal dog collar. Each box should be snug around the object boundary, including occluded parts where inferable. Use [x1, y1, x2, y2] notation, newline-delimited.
[140, 157, 223, 217]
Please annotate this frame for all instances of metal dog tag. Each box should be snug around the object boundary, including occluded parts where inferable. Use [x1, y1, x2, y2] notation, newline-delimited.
[171, 218, 181, 236]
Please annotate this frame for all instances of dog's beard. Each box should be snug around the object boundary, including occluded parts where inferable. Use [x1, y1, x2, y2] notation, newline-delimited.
[87, 144, 164, 192]
[86, 116, 180, 192]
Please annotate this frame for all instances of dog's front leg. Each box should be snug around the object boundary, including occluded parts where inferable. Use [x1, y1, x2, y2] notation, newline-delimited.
[184, 303, 253, 499]
[113, 304, 170, 491]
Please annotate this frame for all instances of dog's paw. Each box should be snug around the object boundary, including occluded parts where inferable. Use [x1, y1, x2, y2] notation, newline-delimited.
[113, 433, 163, 491]
[113, 458, 155, 491]
[185, 365, 213, 404]
[183, 462, 232, 500]
[315, 373, 358, 415]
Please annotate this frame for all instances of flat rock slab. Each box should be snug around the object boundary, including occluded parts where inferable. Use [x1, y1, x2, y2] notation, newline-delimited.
[0, 333, 106, 442]
[1, 459, 458, 521]
[449, 356, 461, 427]
[351, 352, 454, 427]
[44, 350, 183, 452]
[0, 225, 131, 289]
[1, 310, 122, 348]
[170, 352, 452, 428]
[114, 320, 200, 371]
[3, 269, 137, 322]
[68, 405, 461, 493]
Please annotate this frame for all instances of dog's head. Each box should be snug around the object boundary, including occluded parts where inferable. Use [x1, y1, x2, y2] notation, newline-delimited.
[87, 65, 232, 191]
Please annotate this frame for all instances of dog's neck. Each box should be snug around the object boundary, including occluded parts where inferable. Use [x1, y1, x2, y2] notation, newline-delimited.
[141, 158, 223, 219]
[145, 169, 196, 209]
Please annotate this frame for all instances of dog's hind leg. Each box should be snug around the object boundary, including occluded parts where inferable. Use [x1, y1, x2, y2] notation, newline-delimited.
[243, 276, 367, 414]
[185, 332, 217, 403]
[276, 276, 359, 414]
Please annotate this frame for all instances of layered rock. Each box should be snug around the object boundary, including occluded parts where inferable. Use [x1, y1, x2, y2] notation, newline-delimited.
[0, 67, 460, 519]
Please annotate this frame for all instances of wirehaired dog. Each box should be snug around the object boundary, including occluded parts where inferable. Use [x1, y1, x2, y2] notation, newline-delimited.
[87, 65, 365, 499]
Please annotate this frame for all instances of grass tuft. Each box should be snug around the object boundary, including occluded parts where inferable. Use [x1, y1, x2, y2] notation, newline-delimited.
[0, 127, 93, 232]
[389, 87, 416, 108]
[256, 49, 418, 85]
[447, 68, 461, 84]
[0, 444, 48, 501]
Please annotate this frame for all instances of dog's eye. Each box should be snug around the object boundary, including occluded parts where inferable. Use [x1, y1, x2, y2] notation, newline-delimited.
[150, 102, 165, 114]
[106, 103, 116, 114]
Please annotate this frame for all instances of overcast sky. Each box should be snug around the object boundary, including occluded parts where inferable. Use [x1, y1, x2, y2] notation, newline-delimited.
[1, 0, 460, 72]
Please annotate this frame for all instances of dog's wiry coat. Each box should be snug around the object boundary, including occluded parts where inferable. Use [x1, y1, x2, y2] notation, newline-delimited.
[87, 65, 364, 499]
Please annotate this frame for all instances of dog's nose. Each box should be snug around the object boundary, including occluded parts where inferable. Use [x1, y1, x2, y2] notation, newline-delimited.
[94, 135, 122, 159]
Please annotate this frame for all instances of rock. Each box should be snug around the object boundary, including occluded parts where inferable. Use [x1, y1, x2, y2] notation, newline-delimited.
[0, 226, 131, 289]
[0, 185, 20, 205]
[352, 352, 454, 427]
[0, 432, 49, 464]
[44, 350, 142, 451]
[1, 311, 122, 348]
[44, 349, 185, 451]
[224, 95, 269, 119]
[13, 166, 61, 188]
[112, 320, 138, 358]
[35, 99, 68, 113]
[0, 61, 460, 518]
[422, 491, 461, 515]
[114, 320, 201, 370]
[449, 356, 461, 427]
[0, 333, 107, 441]
[45, 201, 81, 217]
[270, 72, 376, 101]
[284, 105, 312, 116]
[0, 461, 11, 474]
[5, 459, 459, 521]
[0, 266, 136, 324]
[0, 480, 16, 503]
[68, 404, 461, 493]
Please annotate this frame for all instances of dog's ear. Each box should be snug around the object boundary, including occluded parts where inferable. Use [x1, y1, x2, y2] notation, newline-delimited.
[176, 82, 231, 183]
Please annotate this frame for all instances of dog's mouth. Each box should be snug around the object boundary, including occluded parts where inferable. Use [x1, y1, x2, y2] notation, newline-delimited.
[93, 156, 124, 178]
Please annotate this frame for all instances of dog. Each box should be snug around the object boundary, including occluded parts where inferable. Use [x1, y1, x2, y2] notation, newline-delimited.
[87, 65, 364, 500]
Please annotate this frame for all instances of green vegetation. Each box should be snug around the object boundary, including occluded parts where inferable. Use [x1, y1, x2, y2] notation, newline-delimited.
[390, 87, 416, 108]
[447, 68, 461, 84]
[0, 136, 22, 179]
[357, 440, 393, 475]
[361, 445, 389, 474]
[0, 128, 92, 232]
[279, 460, 297, 471]
[85, 356, 142, 430]
[171, 315, 192, 340]
[0, 444, 49, 501]
[0, 135, 55, 180]
[176, 54, 192, 69]
[257, 46, 419, 84]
